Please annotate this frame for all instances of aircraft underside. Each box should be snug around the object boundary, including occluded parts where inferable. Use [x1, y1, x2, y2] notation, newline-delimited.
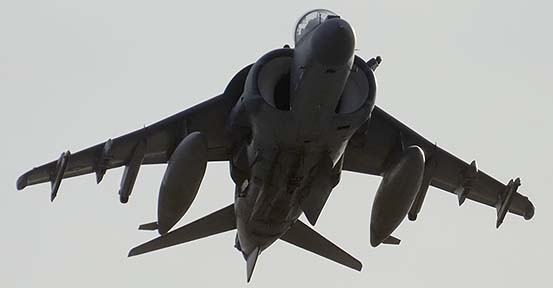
[16, 9, 534, 283]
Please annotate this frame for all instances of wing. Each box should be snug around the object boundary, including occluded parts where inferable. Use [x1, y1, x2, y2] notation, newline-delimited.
[343, 106, 535, 227]
[16, 65, 252, 201]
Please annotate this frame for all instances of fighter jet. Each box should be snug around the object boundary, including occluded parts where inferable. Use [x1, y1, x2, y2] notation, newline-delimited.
[16, 9, 534, 282]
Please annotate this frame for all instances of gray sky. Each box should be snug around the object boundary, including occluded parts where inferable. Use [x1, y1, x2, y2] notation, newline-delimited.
[1, 0, 551, 287]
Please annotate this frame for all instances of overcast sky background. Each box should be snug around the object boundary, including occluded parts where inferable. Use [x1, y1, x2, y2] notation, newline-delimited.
[1, 0, 551, 287]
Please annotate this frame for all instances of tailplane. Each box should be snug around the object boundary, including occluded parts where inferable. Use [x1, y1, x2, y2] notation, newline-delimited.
[128, 204, 236, 257]
[280, 220, 362, 271]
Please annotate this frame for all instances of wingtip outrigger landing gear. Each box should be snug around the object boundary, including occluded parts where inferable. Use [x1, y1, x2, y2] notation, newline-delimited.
[496, 178, 521, 228]
[50, 151, 70, 202]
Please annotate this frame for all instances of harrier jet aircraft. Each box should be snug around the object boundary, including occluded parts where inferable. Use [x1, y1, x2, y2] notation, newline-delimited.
[17, 9, 534, 282]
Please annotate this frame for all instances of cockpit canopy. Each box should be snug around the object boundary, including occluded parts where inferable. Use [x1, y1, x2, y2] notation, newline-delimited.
[294, 9, 338, 45]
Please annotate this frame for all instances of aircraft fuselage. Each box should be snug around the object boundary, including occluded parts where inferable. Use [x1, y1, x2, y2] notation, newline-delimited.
[229, 16, 376, 257]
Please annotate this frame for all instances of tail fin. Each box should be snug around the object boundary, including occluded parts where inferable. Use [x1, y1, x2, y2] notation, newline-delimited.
[128, 204, 236, 257]
[280, 220, 362, 271]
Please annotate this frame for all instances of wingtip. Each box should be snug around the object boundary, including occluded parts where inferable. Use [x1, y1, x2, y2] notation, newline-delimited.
[524, 200, 535, 220]
[348, 257, 363, 272]
[128, 244, 147, 257]
[128, 248, 139, 257]
[16, 173, 28, 190]
[353, 261, 363, 272]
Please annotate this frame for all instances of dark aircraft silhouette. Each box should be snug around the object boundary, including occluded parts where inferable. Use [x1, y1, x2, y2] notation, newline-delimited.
[17, 9, 534, 282]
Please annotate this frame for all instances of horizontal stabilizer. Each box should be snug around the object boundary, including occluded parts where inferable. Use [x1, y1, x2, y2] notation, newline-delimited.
[382, 235, 401, 245]
[138, 221, 158, 231]
[128, 204, 236, 257]
[280, 220, 362, 271]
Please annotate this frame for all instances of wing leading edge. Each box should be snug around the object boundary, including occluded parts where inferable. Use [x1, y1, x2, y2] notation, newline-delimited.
[343, 106, 535, 227]
[17, 65, 252, 202]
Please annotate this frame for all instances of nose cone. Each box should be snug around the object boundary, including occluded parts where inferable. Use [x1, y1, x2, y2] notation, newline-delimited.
[311, 18, 355, 66]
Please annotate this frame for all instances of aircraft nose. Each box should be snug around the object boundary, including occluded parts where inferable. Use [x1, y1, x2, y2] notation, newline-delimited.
[311, 18, 355, 66]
